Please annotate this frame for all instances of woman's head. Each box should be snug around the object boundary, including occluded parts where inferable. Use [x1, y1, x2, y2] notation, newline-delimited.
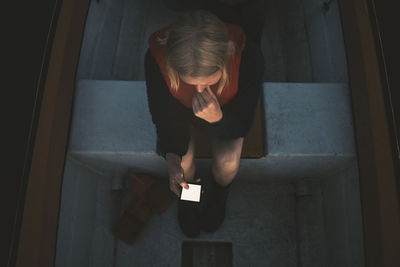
[164, 10, 236, 95]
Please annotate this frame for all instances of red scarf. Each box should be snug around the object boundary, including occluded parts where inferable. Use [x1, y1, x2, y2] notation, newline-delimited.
[148, 23, 246, 108]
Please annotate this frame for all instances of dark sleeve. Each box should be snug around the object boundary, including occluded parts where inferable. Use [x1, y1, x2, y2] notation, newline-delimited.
[144, 48, 191, 158]
[209, 40, 264, 139]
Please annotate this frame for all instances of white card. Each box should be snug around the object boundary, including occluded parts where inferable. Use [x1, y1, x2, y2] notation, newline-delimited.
[180, 183, 201, 202]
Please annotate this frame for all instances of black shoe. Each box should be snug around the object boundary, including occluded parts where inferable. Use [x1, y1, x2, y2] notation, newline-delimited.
[178, 199, 201, 238]
[200, 176, 233, 233]
[177, 180, 204, 238]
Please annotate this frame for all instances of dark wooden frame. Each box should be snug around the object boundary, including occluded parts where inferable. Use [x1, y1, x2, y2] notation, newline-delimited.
[15, 0, 90, 266]
[338, 0, 400, 266]
[15, 0, 400, 266]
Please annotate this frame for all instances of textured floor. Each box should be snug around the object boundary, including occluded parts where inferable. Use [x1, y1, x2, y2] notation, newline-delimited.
[56, 157, 300, 267]
[56, 156, 366, 267]
[117, 178, 297, 267]
[55, 157, 117, 267]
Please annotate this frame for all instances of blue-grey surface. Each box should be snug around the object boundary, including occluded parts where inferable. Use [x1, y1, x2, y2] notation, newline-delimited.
[301, 0, 349, 82]
[76, 0, 177, 80]
[69, 80, 156, 153]
[295, 178, 327, 267]
[264, 82, 355, 155]
[273, 0, 313, 82]
[68, 81, 356, 180]
[321, 159, 365, 267]
[55, 157, 117, 267]
[70, 151, 167, 177]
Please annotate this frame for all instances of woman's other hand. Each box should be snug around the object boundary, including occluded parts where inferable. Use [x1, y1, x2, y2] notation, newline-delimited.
[192, 86, 223, 123]
[166, 153, 189, 197]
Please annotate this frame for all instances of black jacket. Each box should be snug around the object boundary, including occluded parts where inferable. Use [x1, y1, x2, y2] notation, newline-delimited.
[144, 40, 264, 159]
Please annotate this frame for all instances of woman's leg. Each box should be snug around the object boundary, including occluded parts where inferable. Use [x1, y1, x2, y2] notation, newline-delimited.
[199, 136, 244, 233]
[211, 136, 244, 186]
[177, 127, 202, 238]
[180, 126, 197, 182]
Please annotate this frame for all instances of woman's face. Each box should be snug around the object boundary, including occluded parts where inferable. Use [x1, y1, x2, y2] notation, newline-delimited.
[180, 70, 222, 93]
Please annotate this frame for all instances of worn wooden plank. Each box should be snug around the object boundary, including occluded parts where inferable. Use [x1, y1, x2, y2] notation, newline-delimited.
[181, 242, 194, 267]
[56, 158, 122, 267]
[215, 242, 233, 267]
[261, 0, 288, 82]
[302, 0, 348, 82]
[139, 0, 178, 80]
[320, 0, 348, 82]
[295, 179, 327, 267]
[79, 0, 177, 80]
[182, 242, 232, 267]
[193, 243, 217, 267]
[76, 0, 108, 80]
[112, 0, 146, 80]
[55, 159, 100, 267]
[88, 173, 123, 267]
[275, 0, 313, 82]
[90, 0, 125, 79]
[77, 0, 123, 80]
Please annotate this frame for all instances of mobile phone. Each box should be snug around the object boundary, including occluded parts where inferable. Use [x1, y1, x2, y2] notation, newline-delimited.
[180, 183, 201, 202]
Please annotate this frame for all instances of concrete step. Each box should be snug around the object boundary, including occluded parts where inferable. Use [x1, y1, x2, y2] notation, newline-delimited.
[68, 80, 356, 180]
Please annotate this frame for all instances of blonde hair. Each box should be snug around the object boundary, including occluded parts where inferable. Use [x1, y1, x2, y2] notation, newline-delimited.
[163, 10, 236, 95]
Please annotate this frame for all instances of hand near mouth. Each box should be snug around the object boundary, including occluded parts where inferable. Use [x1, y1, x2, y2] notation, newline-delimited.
[192, 86, 223, 123]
